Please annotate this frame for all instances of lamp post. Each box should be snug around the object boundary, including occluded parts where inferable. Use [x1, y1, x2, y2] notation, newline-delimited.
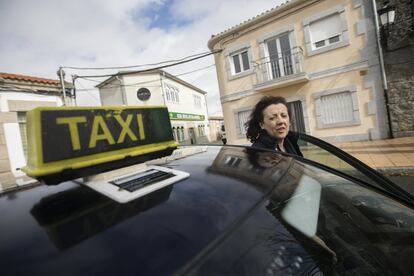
[375, 1, 396, 138]
[378, 1, 396, 50]
[57, 68, 67, 106]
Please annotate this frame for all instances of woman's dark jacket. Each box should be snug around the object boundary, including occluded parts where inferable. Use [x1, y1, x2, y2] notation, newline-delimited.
[251, 131, 303, 157]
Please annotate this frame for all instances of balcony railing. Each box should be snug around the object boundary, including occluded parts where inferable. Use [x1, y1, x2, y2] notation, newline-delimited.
[254, 47, 307, 88]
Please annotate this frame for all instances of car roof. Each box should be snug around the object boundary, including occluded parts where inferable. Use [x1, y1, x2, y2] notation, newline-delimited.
[1, 145, 413, 275]
[1, 146, 288, 275]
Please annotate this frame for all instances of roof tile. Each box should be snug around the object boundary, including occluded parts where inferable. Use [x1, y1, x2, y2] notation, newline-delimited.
[0, 72, 59, 85]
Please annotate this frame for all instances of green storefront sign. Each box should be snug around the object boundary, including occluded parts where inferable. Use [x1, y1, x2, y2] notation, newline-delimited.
[169, 112, 205, 121]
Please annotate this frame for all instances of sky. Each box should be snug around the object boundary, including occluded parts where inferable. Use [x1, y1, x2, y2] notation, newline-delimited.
[0, 0, 287, 116]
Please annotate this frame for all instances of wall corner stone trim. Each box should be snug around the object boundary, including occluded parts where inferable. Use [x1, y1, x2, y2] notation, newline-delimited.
[0, 112, 18, 124]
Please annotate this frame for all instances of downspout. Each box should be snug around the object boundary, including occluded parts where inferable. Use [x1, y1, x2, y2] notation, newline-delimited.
[371, 0, 394, 138]
[72, 75, 77, 106]
[203, 93, 210, 141]
[116, 75, 127, 105]
[159, 72, 167, 106]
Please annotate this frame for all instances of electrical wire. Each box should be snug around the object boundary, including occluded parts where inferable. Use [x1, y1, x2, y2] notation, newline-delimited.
[63, 50, 217, 70]
[75, 63, 216, 91]
[75, 50, 221, 79]
[76, 80, 101, 101]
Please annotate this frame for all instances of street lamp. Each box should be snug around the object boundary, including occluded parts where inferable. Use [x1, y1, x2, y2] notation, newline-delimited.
[378, 2, 396, 26]
[377, 1, 396, 50]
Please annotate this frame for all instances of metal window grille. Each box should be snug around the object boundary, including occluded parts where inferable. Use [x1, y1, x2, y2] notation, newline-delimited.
[320, 92, 353, 124]
[237, 110, 251, 135]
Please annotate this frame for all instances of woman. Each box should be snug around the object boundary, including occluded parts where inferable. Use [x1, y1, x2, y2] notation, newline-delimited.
[245, 96, 303, 156]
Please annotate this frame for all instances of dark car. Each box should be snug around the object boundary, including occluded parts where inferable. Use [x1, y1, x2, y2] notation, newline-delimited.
[1, 131, 413, 276]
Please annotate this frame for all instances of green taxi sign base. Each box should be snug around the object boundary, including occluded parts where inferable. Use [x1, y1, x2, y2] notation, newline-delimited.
[22, 106, 177, 184]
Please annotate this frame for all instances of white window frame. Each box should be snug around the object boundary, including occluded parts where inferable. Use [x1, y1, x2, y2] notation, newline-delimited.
[263, 32, 295, 79]
[193, 94, 201, 108]
[302, 6, 349, 56]
[313, 85, 361, 129]
[224, 43, 254, 80]
[230, 50, 250, 75]
[233, 107, 252, 138]
[165, 84, 179, 103]
[257, 25, 298, 83]
[17, 111, 28, 160]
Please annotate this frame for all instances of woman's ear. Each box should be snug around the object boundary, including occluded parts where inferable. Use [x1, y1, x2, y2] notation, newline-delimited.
[259, 122, 264, 129]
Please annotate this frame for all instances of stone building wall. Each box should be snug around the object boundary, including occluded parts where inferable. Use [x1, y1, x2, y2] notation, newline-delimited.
[387, 73, 414, 137]
[380, 0, 414, 137]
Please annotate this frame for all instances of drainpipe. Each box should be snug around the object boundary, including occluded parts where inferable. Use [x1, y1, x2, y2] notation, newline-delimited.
[71, 75, 77, 106]
[372, 0, 394, 138]
[116, 75, 127, 105]
[159, 72, 167, 106]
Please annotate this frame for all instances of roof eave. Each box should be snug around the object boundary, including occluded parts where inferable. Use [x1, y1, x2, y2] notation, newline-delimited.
[207, 0, 307, 50]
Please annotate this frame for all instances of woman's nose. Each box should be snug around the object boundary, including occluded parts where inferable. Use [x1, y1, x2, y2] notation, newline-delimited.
[276, 116, 283, 124]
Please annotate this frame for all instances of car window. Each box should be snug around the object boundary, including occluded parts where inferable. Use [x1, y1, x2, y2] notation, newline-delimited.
[298, 138, 381, 188]
[293, 132, 414, 206]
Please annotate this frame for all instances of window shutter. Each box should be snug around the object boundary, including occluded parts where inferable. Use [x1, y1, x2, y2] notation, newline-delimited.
[321, 92, 353, 124]
[310, 13, 341, 42]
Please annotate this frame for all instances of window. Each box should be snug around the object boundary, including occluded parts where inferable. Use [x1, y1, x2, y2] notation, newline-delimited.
[166, 86, 171, 101]
[176, 127, 185, 142]
[197, 125, 205, 136]
[230, 50, 250, 75]
[264, 33, 294, 79]
[224, 156, 242, 168]
[310, 13, 342, 49]
[235, 109, 251, 136]
[224, 44, 253, 79]
[193, 94, 201, 108]
[321, 92, 353, 124]
[302, 6, 349, 56]
[314, 86, 360, 129]
[165, 84, 179, 103]
[172, 127, 177, 141]
[17, 112, 28, 160]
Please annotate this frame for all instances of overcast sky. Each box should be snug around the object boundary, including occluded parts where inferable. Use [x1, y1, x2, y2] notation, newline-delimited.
[0, 0, 286, 116]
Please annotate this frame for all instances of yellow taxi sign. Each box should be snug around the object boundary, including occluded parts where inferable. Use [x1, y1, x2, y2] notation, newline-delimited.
[22, 106, 177, 182]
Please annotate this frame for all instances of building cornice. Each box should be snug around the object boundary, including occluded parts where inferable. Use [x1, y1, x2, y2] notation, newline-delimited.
[207, 0, 320, 50]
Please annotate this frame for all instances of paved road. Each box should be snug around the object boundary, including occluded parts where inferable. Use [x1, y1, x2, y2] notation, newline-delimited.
[387, 176, 414, 196]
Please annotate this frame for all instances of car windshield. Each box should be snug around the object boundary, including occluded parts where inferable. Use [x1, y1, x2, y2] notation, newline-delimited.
[184, 153, 414, 275]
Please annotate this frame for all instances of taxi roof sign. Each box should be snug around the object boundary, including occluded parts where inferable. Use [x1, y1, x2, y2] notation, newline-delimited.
[22, 106, 177, 184]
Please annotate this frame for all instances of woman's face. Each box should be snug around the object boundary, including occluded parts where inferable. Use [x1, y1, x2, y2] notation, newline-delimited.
[260, 103, 290, 141]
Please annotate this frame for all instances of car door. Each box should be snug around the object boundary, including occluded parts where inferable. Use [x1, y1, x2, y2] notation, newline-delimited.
[291, 132, 414, 205]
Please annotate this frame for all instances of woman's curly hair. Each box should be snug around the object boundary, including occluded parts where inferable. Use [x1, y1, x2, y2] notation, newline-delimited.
[245, 96, 290, 143]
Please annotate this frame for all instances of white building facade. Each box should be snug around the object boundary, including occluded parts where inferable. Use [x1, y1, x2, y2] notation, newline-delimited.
[0, 73, 72, 192]
[97, 70, 210, 145]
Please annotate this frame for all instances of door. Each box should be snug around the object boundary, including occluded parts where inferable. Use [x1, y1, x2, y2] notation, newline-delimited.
[292, 132, 414, 205]
[265, 33, 293, 80]
[287, 101, 306, 133]
[188, 127, 196, 145]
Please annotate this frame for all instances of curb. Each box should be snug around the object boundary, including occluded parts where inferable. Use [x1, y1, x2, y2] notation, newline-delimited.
[375, 166, 414, 176]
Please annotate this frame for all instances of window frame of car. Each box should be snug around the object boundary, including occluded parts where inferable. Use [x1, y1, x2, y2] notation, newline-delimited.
[289, 132, 414, 206]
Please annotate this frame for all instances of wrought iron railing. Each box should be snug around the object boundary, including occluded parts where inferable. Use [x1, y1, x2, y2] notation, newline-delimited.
[254, 46, 305, 84]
